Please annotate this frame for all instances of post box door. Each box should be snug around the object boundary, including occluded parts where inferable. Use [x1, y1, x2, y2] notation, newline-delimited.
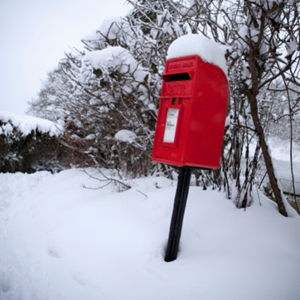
[153, 97, 191, 163]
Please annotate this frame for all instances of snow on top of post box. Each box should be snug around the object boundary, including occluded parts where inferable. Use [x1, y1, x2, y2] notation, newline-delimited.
[167, 34, 228, 75]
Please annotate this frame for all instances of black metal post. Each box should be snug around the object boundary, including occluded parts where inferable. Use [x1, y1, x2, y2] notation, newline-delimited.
[165, 166, 192, 262]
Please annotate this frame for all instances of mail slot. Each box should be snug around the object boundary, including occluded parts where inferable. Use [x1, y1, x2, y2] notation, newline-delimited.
[151, 55, 229, 169]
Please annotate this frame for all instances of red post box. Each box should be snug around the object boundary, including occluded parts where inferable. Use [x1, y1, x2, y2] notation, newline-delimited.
[152, 55, 229, 169]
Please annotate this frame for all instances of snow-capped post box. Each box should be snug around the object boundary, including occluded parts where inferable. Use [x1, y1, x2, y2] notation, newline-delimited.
[151, 34, 229, 262]
[152, 54, 229, 168]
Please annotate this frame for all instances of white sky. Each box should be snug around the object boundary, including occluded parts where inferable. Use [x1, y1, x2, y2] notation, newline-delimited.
[0, 0, 131, 115]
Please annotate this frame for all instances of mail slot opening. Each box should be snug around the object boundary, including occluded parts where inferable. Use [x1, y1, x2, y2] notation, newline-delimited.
[163, 73, 191, 82]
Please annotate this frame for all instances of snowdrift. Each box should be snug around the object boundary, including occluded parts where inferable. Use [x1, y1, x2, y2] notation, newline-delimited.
[0, 169, 299, 300]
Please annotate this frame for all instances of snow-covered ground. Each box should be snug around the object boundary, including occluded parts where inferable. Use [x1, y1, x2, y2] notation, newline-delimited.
[1, 167, 299, 300]
[1, 111, 300, 299]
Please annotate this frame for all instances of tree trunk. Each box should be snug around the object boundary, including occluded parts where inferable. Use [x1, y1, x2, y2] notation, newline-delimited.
[248, 93, 288, 217]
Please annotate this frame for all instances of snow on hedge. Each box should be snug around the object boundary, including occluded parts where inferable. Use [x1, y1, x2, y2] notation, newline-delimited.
[81, 46, 147, 83]
[81, 17, 134, 50]
[167, 34, 228, 75]
[82, 17, 122, 49]
[157, 9, 182, 36]
[0, 111, 62, 136]
[115, 129, 137, 144]
[83, 47, 137, 74]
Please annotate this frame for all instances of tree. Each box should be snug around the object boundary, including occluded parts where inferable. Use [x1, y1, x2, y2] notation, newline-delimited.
[28, 0, 300, 215]
[125, 0, 300, 215]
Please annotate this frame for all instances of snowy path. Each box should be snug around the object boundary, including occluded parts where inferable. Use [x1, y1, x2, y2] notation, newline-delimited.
[0, 169, 300, 300]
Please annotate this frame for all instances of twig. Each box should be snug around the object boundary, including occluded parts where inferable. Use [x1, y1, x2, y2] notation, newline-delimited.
[83, 169, 131, 190]
[136, 189, 148, 198]
[256, 184, 262, 206]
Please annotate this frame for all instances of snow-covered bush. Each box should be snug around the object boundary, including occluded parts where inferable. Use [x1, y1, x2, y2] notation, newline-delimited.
[27, 0, 300, 215]
[28, 15, 163, 177]
[0, 112, 70, 173]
